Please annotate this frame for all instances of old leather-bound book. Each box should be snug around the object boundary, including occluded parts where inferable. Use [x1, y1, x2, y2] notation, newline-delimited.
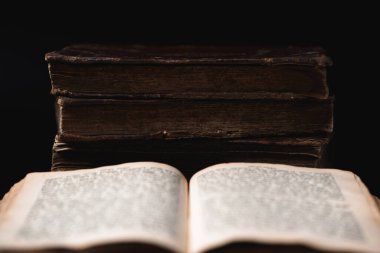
[51, 135, 330, 178]
[45, 45, 332, 99]
[55, 97, 333, 141]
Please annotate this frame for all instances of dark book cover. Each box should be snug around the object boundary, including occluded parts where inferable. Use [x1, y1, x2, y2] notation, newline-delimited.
[55, 97, 334, 141]
[46, 45, 332, 100]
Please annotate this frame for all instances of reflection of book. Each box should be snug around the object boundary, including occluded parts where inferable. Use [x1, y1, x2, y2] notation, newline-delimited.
[1, 162, 379, 253]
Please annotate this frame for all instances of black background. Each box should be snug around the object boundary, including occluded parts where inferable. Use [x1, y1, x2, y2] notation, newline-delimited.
[1, 6, 379, 197]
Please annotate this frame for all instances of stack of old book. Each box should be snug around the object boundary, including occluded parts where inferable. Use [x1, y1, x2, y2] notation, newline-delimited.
[45, 45, 333, 178]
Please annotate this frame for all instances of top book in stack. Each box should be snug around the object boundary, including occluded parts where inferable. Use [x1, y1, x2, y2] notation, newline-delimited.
[46, 45, 332, 100]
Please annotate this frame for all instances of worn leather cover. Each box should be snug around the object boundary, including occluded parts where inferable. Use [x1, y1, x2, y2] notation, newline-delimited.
[46, 45, 331, 99]
[51, 135, 329, 179]
[45, 45, 332, 66]
[56, 97, 334, 141]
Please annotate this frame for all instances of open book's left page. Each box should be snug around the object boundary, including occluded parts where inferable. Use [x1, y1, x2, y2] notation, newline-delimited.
[0, 162, 187, 253]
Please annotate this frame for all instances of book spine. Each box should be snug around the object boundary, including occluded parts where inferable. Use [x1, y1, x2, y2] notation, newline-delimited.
[49, 63, 328, 99]
[56, 97, 334, 141]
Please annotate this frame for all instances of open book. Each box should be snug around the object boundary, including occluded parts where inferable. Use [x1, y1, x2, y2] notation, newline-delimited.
[0, 162, 379, 253]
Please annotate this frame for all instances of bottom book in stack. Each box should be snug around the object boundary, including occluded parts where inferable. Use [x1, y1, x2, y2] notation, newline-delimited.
[51, 135, 330, 179]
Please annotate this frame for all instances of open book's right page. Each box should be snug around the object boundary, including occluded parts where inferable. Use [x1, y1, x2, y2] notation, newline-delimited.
[189, 163, 380, 253]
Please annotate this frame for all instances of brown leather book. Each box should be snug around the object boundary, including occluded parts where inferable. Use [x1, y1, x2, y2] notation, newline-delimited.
[55, 97, 333, 141]
[45, 45, 332, 100]
[51, 136, 329, 178]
